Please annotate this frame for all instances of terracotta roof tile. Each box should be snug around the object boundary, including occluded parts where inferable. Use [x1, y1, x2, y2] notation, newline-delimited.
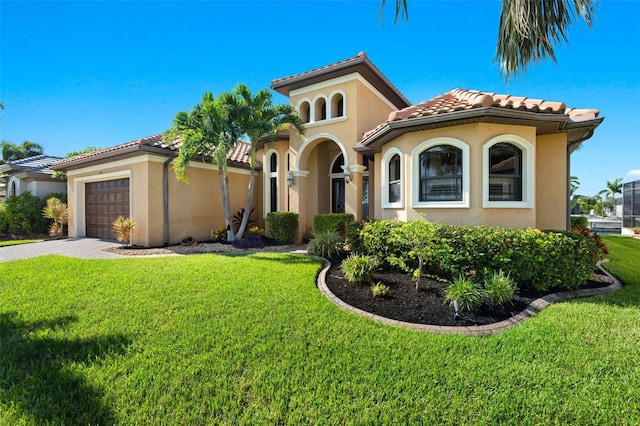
[361, 88, 599, 142]
[52, 133, 252, 169]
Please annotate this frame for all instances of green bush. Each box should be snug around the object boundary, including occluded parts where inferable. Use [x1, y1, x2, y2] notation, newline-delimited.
[571, 216, 589, 231]
[0, 192, 53, 234]
[266, 212, 299, 244]
[357, 220, 604, 291]
[313, 213, 354, 237]
[306, 230, 343, 259]
[340, 254, 379, 284]
[345, 220, 366, 254]
[483, 270, 517, 307]
[444, 275, 484, 312]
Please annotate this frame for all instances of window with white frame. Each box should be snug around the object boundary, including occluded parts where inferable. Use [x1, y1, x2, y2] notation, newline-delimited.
[482, 135, 534, 208]
[330, 91, 345, 118]
[299, 101, 311, 123]
[314, 97, 327, 121]
[412, 138, 470, 208]
[382, 148, 403, 208]
[268, 151, 278, 212]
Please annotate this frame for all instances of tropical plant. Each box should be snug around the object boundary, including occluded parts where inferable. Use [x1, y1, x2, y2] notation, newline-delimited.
[382, 0, 597, 80]
[306, 230, 343, 259]
[340, 254, 379, 284]
[483, 270, 517, 307]
[233, 84, 305, 239]
[1, 140, 44, 162]
[41, 197, 68, 238]
[444, 275, 484, 312]
[112, 216, 136, 246]
[371, 282, 390, 298]
[166, 91, 246, 242]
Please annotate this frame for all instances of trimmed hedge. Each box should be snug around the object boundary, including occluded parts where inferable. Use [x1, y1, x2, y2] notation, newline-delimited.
[313, 213, 354, 237]
[266, 212, 299, 244]
[359, 220, 605, 291]
[571, 215, 589, 231]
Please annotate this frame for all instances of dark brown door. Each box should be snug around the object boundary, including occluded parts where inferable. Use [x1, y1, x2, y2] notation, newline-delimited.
[85, 178, 130, 239]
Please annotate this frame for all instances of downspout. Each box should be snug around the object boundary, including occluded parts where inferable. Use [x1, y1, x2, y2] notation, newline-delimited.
[163, 154, 174, 246]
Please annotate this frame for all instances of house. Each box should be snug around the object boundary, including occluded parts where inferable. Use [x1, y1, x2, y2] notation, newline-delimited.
[53, 52, 604, 246]
[0, 155, 66, 198]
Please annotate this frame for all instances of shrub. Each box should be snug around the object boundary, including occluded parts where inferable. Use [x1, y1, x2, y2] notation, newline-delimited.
[633, 227, 640, 235]
[307, 230, 343, 259]
[483, 270, 517, 307]
[345, 220, 366, 254]
[42, 197, 68, 238]
[112, 216, 136, 246]
[211, 226, 227, 243]
[0, 192, 50, 234]
[371, 282, 390, 298]
[444, 275, 484, 312]
[313, 213, 354, 237]
[266, 212, 299, 244]
[340, 254, 379, 284]
[232, 230, 266, 249]
[232, 207, 255, 234]
[571, 215, 589, 231]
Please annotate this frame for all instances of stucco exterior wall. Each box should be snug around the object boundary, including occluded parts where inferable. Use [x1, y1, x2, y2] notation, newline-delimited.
[535, 133, 568, 230]
[374, 123, 541, 229]
[66, 154, 253, 247]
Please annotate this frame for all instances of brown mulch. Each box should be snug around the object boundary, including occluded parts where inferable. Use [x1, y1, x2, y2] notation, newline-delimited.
[324, 260, 614, 327]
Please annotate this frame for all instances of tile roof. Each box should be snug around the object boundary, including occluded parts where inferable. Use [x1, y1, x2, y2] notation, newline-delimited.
[272, 52, 411, 110]
[0, 155, 63, 175]
[358, 88, 602, 149]
[52, 134, 253, 170]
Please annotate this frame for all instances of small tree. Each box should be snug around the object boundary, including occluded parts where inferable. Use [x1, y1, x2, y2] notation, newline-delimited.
[42, 197, 68, 238]
[112, 216, 136, 247]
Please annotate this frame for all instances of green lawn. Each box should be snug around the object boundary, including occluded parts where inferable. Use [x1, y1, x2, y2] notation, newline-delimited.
[0, 239, 39, 247]
[1, 236, 639, 424]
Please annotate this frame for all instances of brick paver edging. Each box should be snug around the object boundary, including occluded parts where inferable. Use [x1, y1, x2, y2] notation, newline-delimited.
[315, 258, 623, 336]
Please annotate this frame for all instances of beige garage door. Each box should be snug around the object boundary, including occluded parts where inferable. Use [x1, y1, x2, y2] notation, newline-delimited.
[85, 178, 130, 239]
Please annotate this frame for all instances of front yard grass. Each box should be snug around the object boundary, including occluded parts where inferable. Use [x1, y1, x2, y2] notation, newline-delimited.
[1, 236, 639, 424]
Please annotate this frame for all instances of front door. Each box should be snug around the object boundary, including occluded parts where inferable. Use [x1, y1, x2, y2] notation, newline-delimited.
[332, 178, 345, 213]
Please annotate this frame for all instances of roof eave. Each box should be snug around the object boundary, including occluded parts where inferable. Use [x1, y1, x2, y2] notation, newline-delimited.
[356, 108, 579, 152]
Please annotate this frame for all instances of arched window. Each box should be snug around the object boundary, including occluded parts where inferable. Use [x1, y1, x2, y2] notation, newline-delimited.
[418, 145, 463, 202]
[330, 92, 344, 118]
[382, 148, 403, 208]
[488, 143, 522, 201]
[330, 154, 345, 213]
[314, 97, 327, 121]
[299, 101, 311, 124]
[10, 180, 17, 196]
[482, 134, 534, 208]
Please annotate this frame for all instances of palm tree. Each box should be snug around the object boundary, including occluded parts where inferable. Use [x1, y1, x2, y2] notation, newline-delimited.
[383, 0, 597, 80]
[604, 178, 623, 217]
[233, 84, 305, 240]
[570, 175, 580, 210]
[1, 140, 44, 162]
[166, 91, 247, 242]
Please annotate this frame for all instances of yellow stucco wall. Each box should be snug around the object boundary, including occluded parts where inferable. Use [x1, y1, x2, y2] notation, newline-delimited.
[535, 133, 568, 230]
[66, 155, 253, 247]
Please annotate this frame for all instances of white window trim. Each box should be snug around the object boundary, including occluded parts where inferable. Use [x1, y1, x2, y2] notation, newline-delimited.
[328, 89, 347, 119]
[411, 137, 470, 208]
[263, 149, 279, 216]
[312, 94, 328, 123]
[296, 98, 312, 124]
[382, 147, 404, 209]
[482, 134, 534, 208]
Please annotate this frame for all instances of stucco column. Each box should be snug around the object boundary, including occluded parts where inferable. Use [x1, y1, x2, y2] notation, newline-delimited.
[288, 170, 309, 242]
[344, 164, 367, 221]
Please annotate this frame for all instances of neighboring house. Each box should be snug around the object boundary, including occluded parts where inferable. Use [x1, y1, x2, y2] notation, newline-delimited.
[0, 155, 66, 198]
[53, 52, 604, 247]
[622, 179, 640, 234]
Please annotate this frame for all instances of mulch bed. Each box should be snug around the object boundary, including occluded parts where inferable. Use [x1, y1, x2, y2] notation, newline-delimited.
[324, 259, 614, 327]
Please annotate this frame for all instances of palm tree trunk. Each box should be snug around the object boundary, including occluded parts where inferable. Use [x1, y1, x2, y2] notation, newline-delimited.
[218, 166, 235, 242]
[235, 148, 257, 240]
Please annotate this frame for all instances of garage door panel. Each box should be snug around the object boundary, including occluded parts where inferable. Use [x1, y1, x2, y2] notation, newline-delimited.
[85, 178, 130, 239]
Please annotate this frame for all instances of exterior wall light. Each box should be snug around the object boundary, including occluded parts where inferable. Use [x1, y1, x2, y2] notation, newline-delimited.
[343, 166, 352, 184]
[287, 171, 294, 187]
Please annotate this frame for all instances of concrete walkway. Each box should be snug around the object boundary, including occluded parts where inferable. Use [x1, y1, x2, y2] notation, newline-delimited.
[0, 238, 125, 263]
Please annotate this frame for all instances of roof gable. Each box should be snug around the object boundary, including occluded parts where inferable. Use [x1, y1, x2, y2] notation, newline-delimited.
[271, 52, 411, 110]
[0, 154, 63, 176]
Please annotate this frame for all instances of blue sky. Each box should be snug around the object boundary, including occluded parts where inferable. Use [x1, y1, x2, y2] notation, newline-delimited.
[1, 0, 638, 196]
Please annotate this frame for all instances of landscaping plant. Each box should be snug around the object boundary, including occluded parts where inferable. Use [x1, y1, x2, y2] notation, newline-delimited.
[306, 230, 343, 259]
[340, 254, 379, 284]
[266, 211, 298, 244]
[371, 282, 390, 298]
[444, 275, 484, 312]
[41, 197, 68, 238]
[483, 270, 517, 307]
[112, 216, 136, 246]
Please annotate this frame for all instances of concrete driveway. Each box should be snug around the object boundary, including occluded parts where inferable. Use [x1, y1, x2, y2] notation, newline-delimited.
[0, 238, 125, 263]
